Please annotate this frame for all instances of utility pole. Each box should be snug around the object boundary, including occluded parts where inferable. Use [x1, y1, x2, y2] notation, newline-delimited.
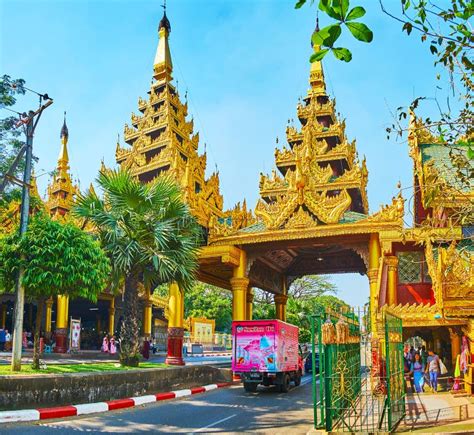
[11, 97, 52, 371]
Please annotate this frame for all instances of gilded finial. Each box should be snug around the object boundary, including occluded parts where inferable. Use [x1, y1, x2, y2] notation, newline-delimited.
[60, 111, 69, 145]
[159, 0, 171, 33]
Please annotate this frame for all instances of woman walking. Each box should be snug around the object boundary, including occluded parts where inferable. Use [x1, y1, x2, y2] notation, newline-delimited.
[101, 335, 109, 353]
[109, 336, 117, 355]
[410, 353, 425, 393]
[426, 350, 440, 392]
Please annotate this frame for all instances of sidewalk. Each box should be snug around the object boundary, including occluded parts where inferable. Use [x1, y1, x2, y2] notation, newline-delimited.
[0, 350, 169, 365]
[0, 350, 230, 366]
[399, 391, 474, 433]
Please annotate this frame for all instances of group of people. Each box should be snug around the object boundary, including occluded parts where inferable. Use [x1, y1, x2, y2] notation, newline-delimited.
[0, 328, 11, 351]
[404, 345, 444, 393]
[101, 335, 117, 354]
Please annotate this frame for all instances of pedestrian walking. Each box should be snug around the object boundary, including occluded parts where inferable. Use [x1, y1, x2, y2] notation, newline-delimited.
[0, 328, 5, 352]
[142, 338, 150, 360]
[426, 350, 440, 392]
[5, 330, 11, 351]
[410, 353, 425, 393]
[101, 335, 109, 353]
[109, 336, 117, 355]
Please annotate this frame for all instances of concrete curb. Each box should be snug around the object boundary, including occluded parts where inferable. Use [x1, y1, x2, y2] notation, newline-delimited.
[187, 353, 231, 357]
[0, 382, 232, 424]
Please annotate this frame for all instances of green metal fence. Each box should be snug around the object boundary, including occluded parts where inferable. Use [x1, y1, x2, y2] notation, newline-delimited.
[384, 312, 406, 430]
[311, 308, 406, 433]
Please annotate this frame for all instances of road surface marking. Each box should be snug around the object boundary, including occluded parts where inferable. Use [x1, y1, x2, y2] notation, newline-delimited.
[192, 413, 237, 433]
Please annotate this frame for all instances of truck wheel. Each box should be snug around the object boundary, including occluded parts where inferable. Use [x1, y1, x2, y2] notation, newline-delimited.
[244, 382, 258, 393]
[294, 371, 302, 386]
[279, 374, 290, 393]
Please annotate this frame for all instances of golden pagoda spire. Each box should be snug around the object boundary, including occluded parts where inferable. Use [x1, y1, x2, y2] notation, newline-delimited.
[153, 4, 173, 82]
[46, 113, 78, 217]
[309, 17, 326, 95]
[58, 111, 70, 176]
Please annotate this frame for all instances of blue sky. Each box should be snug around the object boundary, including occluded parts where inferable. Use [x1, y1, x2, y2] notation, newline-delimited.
[1, 0, 450, 306]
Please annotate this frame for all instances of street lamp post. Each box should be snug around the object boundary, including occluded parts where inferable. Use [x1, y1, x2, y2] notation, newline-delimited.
[10, 97, 52, 371]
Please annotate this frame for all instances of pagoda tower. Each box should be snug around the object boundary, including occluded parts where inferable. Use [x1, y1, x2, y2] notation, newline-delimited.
[254, 20, 368, 229]
[116, 10, 225, 228]
[46, 113, 78, 218]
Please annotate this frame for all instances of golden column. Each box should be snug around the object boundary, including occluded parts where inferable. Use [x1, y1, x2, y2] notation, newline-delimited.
[274, 276, 288, 322]
[368, 234, 381, 336]
[274, 294, 288, 322]
[1, 303, 6, 329]
[246, 288, 254, 321]
[166, 281, 185, 365]
[386, 256, 399, 306]
[45, 298, 53, 339]
[449, 328, 461, 366]
[108, 298, 115, 336]
[55, 295, 69, 353]
[143, 287, 153, 337]
[230, 250, 249, 322]
[96, 315, 102, 335]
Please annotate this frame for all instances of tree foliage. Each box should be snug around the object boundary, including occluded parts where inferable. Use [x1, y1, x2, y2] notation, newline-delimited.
[0, 214, 110, 368]
[184, 283, 233, 332]
[0, 75, 26, 186]
[0, 214, 110, 298]
[73, 169, 200, 366]
[295, 0, 373, 62]
[253, 276, 345, 343]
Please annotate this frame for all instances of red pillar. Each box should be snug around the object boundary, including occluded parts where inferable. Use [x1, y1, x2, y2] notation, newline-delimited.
[166, 327, 184, 365]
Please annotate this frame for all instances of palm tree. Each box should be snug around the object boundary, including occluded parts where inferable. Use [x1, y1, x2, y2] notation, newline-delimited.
[73, 169, 200, 366]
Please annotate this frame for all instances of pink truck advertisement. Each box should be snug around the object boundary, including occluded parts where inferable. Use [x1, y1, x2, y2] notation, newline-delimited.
[232, 320, 299, 373]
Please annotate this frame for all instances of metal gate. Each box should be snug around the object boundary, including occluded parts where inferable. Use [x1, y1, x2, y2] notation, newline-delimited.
[311, 308, 406, 433]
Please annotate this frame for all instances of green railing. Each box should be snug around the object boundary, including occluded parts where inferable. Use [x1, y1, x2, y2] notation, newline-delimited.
[311, 308, 405, 432]
[384, 312, 406, 430]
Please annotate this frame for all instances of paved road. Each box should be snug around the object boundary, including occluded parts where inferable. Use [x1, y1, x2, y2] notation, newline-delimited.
[2, 375, 314, 434]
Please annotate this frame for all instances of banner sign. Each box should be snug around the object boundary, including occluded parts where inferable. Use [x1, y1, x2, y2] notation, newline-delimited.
[70, 318, 81, 351]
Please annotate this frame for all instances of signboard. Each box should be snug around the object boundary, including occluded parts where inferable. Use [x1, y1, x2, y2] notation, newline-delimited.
[69, 318, 81, 351]
[190, 317, 215, 344]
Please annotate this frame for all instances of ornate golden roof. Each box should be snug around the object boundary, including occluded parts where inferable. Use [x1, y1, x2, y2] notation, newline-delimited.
[408, 111, 473, 223]
[46, 113, 79, 217]
[253, 45, 369, 230]
[116, 11, 229, 228]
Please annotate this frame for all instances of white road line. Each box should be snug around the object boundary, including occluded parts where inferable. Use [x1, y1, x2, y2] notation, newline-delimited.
[192, 413, 237, 433]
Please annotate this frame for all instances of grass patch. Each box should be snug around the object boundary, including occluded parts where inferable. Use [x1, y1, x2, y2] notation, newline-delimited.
[0, 362, 167, 375]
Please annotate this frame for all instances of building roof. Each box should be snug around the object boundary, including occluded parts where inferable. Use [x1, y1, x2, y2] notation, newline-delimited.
[420, 143, 473, 193]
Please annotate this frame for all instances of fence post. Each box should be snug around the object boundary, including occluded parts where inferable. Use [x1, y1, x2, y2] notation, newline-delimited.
[325, 344, 333, 432]
[385, 314, 392, 431]
[311, 316, 317, 428]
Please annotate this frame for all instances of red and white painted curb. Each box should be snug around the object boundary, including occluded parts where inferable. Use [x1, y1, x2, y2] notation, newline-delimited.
[0, 382, 232, 424]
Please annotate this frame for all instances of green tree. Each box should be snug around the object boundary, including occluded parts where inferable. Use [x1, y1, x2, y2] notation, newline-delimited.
[0, 75, 26, 190]
[183, 283, 233, 332]
[0, 214, 110, 370]
[73, 169, 200, 366]
[252, 275, 344, 342]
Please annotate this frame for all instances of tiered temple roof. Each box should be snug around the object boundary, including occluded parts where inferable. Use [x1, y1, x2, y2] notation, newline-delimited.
[209, 26, 371, 242]
[46, 114, 78, 217]
[254, 41, 368, 230]
[115, 12, 234, 229]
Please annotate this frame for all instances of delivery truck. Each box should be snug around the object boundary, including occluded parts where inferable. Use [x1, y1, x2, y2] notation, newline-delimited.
[232, 319, 303, 393]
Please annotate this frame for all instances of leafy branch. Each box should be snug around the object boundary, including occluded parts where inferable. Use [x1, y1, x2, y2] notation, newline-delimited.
[295, 0, 373, 62]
